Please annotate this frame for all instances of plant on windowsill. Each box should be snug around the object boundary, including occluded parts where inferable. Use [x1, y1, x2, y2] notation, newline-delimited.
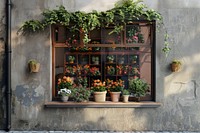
[171, 59, 182, 72]
[107, 79, 124, 102]
[91, 79, 107, 102]
[57, 76, 73, 102]
[122, 89, 130, 103]
[68, 55, 75, 64]
[128, 77, 149, 102]
[70, 85, 91, 102]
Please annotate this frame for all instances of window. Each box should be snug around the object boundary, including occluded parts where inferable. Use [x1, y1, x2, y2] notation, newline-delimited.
[52, 21, 155, 102]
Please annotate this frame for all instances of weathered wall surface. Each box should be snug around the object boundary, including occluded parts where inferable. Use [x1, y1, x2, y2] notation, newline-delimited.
[0, 0, 6, 130]
[1, 0, 200, 131]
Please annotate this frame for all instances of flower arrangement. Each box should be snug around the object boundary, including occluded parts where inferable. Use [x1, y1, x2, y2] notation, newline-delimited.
[58, 88, 71, 96]
[89, 67, 101, 76]
[126, 26, 144, 44]
[65, 66, 76, 75]
[129, 66, 140, 75]
[107, 79, 124, 92]
[91, 79, 106, 92]
[116, 65, 123, 75]
[82, 64, 90, 75]
[107, 65, 115, 75]
[107, 55, 115, 63]
[123, 65, 129, 75]
[57, 76, 73, 90]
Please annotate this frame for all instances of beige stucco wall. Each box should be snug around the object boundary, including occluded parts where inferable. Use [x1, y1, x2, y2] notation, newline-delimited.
[0, 0, 200, 131]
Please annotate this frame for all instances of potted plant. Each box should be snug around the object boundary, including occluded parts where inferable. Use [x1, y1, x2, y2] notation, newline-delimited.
[68, 55, 75, 63]
[28, 59, 40, 73]
[122, 89, 130, 103]
[91, 79, 107, 102]
[58, 88, 71, 102]
[128, 78, 149, 102]
[130, 55, 137, 64]
[116, 65, 123, 75]
[107, 79, 124, 102]
[106, 65, 115, 75]
[92, 56, 99, 65]
[107, 55, 115, 63]
[70, 85, 91, 102]
[57, 76, 73, 102]
[89, 67, 101, 76]
[171, 59, 182, 72]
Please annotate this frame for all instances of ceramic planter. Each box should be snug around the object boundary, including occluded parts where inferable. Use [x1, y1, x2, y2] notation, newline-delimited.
[93, 91, 107, 102]
[61, 96, 69, 102]
[123, 95, 129, 103]
[110, 92, 121, 102]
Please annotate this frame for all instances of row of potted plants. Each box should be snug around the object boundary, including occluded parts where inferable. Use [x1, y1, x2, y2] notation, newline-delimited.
[67, 55, 138, 64]
[57, 76, 149, 102]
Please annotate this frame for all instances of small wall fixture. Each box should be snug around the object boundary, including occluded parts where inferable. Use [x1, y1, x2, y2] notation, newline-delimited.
[28, 59, 40, 73]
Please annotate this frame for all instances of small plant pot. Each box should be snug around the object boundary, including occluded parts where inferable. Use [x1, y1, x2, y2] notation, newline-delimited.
[110, 92, 121, 102]
[123, 95, 129, 103]
[28, 61, 40, 73]
[93, 91, 107, 102]
[108, 60, 114, 63]
[171, 63, 181, 72]
[61, 96, 69, 102]
[69, 60, 74, 64]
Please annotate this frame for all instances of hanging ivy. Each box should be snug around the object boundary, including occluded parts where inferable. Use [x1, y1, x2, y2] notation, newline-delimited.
[18, 0, 169, 54]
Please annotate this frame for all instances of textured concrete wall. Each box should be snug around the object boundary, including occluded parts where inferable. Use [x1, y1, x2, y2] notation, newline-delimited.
[0, 0, 6, 130]
[1, 0, 200, 131]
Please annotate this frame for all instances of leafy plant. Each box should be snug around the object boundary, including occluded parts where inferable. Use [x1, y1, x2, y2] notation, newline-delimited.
[71, 86, 91, 102]
[107, 55, 115, 62]
[19, 0, 163, 46]
[128, 78, 149, 97]
[58, 88, 71, 96]
[122, 89, 130, 95]
[68, 55, 75, 61]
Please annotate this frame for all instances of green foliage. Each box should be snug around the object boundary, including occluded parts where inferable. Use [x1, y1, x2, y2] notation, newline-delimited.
[19, 0, 166, 51]
[122, 89, 130, 95]
[70, 86, 91, 102]
[172, 59, 181, 65]
[128, 78, 149, 97]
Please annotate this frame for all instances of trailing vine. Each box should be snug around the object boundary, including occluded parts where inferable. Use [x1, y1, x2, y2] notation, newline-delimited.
[19, 0, 170, 54]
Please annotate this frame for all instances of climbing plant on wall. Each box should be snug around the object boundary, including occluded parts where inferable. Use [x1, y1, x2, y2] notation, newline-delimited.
[18, 0, 170, 55]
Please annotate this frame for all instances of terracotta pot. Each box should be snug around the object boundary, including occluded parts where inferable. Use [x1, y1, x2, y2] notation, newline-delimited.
[110, 92, 121, 102]
[29, 63, 40, 73]
[61, 96, 69, 102]
[171, 63, 181, 72]
[123, 95, 129, 103]
[93, 91, 107, 102]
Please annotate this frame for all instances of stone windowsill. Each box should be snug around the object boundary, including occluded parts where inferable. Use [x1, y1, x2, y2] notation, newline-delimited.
[44, 101, 161, 108]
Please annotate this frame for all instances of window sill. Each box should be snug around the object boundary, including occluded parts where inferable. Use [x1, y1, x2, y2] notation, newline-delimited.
[44, 101, 161, 108]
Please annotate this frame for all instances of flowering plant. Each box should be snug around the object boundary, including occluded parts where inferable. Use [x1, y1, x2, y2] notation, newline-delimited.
[71, 86, 91, 102]
[107, 65, 115, 75]
[82, 64, 90, 75]
[57, 76, 73, 90]
[107, 55, 115, 62]
[89, 67, 101, 76]
[58, 88, 71, 96]
[116, 65, 123, 75]
[129, 66, 140, 75]
[91, 79, 106, 92]
[107, 79, 124, 92]
[65, 66, 76, 75]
